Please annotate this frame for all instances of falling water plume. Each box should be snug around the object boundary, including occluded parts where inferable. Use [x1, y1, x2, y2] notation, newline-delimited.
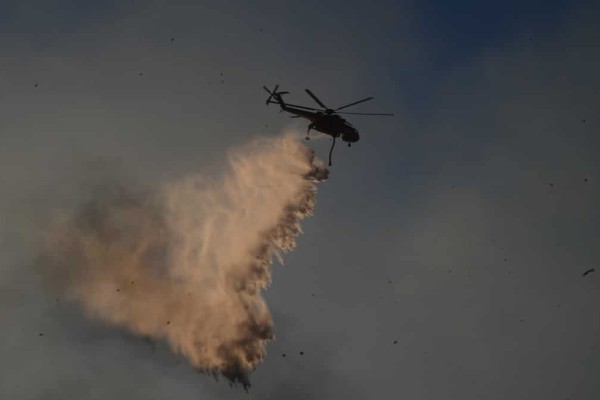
[42, 133, 328, 389]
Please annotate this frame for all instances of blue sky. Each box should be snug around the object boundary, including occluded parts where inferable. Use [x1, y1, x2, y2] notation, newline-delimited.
[0, 1, 599, 399]
[404, 0, 573, 109]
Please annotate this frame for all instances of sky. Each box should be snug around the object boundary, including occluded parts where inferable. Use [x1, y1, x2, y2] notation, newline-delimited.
[1, 1, 599, 399]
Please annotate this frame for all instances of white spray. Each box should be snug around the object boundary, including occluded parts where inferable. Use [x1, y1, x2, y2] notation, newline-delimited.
[42, 133, 328, 389]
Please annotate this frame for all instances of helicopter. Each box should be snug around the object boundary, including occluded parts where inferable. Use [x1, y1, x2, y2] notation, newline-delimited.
[263, 85, 393, 166]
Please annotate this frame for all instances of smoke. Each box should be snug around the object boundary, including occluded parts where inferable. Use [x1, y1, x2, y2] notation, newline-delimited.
[40, 133, 328, 390]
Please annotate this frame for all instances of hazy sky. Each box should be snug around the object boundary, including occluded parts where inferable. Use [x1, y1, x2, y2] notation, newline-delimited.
[1, 1, 599, 399]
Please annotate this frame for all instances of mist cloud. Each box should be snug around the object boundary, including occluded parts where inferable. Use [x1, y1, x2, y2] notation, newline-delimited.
[40, 133, 327, 389]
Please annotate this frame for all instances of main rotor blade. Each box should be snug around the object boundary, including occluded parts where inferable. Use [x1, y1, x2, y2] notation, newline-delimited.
[305, 89, 328, 109]
[335, 96, 374, 111]
[336, 111, 394, 116]
[284, 103, 322, 111]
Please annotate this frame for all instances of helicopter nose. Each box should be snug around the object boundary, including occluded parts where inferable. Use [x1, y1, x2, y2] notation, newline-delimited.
[343, 129, 360, 143]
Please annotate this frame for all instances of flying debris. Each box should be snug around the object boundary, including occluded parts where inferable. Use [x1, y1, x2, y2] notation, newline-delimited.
[264, 85, 393, 166]
[582, 268, 595, 277]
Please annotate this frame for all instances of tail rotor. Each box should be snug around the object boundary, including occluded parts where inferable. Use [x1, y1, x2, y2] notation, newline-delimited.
[263, 85, 288, 106]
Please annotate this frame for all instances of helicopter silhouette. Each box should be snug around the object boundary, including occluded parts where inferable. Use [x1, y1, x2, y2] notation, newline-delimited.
[263, 85, 393, 166]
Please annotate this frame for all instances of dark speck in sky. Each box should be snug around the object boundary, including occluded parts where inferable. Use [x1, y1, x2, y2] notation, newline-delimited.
[583, 268, 595, 277]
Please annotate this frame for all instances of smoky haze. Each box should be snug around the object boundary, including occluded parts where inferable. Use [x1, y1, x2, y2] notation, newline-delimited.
[39, 132, 327, 389]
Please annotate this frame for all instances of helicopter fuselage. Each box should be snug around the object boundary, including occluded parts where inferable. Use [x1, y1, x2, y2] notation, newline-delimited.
[263, 84, 392, 165]
[282, 105, 360, 143]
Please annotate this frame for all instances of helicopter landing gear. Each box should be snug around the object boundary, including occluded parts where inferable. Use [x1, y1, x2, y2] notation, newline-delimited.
[305, 123, 315, 140]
